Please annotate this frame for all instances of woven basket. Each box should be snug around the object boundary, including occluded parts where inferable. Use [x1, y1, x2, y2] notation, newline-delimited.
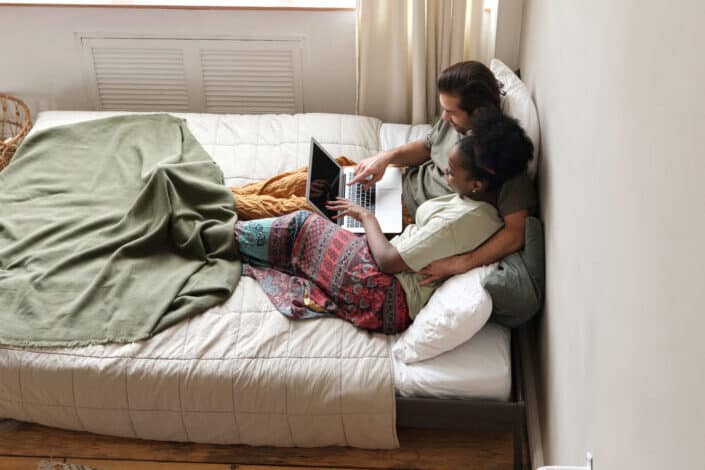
[0, 94, 32, 171]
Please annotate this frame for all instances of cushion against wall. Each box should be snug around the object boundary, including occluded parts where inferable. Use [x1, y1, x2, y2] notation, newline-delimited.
[490, 58, 541, 179]
[483, 217, 545, 328]
[392, 264, 497, 364]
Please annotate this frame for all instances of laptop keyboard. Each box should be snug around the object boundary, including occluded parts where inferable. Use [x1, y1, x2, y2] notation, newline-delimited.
[342, 171, 376, 229]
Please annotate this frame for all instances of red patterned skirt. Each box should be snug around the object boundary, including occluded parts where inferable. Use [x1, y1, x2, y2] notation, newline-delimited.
[235, 210, 411, 334]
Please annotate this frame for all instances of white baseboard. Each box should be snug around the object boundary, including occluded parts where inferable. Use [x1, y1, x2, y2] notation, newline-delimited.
[520, 324, 544, 469]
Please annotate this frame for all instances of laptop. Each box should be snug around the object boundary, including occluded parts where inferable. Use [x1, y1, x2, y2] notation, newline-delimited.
[306, 137, 403, 234]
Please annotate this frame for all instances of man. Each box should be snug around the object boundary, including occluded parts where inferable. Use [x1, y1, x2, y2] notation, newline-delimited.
[349, 61, 536, 284]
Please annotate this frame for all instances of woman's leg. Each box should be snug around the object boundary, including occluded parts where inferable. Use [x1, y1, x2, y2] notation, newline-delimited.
[235, 210, 314, 272]
[282, 214, 411, 333]
[236, 209, 412, 334]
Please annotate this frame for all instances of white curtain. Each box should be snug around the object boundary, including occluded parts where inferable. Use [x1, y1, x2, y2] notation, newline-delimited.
[356, 0, 484, 124]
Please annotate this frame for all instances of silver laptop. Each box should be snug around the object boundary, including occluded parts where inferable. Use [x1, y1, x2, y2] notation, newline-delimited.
[306, 137, 403, 234]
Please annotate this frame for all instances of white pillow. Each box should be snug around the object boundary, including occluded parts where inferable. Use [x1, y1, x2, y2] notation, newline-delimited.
[392, 264, 497, 364]
[490, 58, 541, 180]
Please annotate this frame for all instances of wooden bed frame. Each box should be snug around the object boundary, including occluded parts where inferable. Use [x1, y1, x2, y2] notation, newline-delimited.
[0, 328, 528, 469]
[396, 328, 526, 470]
[5, 111, 530, 468]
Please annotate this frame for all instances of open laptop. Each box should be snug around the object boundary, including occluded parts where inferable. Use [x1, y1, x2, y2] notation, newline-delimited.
[306, 137, 403, 234]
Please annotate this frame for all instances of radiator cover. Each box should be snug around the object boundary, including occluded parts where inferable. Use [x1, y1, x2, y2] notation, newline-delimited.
[79, 35, 304, 114]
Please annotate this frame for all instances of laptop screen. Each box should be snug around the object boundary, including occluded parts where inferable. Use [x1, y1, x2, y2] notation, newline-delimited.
[307, 140, 341, 220]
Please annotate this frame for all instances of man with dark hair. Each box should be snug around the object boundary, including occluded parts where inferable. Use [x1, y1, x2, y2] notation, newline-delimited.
[350, 60, 537, 283]
[231, 60, 536, 283]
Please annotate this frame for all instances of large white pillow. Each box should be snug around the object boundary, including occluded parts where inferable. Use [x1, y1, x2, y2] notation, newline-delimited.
[392, 263, 497, 364]
[490, 58, 541, 180]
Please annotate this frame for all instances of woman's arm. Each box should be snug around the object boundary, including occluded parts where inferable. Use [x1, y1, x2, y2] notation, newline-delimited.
[417, 210, 528, 285]
[358, 212, 409, 273]
[326, 198, 410, 274]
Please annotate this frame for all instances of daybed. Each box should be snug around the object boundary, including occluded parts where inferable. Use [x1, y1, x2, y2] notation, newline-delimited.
[0, 110, 527, 469]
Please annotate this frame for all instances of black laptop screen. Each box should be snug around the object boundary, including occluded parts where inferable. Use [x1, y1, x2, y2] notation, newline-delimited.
[308, 142, 341, 220]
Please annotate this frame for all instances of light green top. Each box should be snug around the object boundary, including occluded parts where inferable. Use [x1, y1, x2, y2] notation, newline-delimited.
[390, 193, 503, 318]
[402, 120, 538, 217]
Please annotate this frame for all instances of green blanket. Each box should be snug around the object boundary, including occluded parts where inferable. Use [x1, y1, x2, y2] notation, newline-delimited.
[0, 114, 241, 347]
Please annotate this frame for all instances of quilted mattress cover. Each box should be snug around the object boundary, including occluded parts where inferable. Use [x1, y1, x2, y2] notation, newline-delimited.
[0, 110, 511, 448]
[0, 111, 401, 449]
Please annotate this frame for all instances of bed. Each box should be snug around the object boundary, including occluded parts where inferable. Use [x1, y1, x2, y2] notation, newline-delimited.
[0, 110, 525, 469]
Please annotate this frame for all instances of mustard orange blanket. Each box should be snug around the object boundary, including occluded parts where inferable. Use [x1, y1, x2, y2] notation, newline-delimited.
[230, 156, 355, 219]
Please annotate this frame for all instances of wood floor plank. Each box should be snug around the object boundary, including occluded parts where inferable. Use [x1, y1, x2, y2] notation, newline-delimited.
[0, 456, 64, 470]
[0, 420, 520, 470]
[66, 460, 231, 469]
[65, 459, 353, 469]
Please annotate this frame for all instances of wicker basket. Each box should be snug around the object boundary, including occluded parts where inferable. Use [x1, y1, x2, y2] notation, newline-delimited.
[0, 94, 32, 171]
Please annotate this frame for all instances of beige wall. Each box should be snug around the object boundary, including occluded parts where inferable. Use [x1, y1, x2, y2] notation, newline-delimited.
[0, 6, 356, 117]
[519, 0, 705, 468]
[0, 5, 527, 124]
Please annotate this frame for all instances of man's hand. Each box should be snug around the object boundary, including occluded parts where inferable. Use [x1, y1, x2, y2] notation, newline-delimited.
[326, 197, 374, 222]
[417, 255, 467, 286]
[348, 152, 390, 189]
[417, 210, 529, 285]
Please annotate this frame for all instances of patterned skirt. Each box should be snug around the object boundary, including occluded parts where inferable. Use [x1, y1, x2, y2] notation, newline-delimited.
[235, 210, 411, 334]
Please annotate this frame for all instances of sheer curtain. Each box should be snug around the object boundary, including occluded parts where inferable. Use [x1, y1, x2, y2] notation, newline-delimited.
[356, 0, 484, 124]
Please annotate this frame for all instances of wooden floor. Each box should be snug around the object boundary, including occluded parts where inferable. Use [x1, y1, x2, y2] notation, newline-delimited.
[0, 419, 528, 470]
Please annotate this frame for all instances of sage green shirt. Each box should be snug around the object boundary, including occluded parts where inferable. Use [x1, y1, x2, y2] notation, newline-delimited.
[390, 194, 503, 318]
[402, 120, 537, 217]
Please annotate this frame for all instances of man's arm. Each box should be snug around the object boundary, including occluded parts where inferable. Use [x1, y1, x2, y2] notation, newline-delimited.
[417, 210, 528, 285]
[349, 140, 431, 188]
[385, 140, 433, 167]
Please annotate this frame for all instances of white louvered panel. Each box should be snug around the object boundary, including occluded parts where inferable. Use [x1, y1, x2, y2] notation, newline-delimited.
[80, 36, 304, 113]
[201, 48, 301, 114]
[89, 46, 190, 111]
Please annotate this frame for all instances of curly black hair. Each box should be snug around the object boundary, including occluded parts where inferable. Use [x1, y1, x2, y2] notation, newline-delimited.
[437, 61, 502, 116]
[456, 107, 534, 190]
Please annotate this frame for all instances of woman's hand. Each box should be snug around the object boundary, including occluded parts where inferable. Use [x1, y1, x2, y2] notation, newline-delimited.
[348, 152, 390, 189]
[417, 255, 467, 285]
[326, 197, 374, 222]
[327, 197, 408, 273]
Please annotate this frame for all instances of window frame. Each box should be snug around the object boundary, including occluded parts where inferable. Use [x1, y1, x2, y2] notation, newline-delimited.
[0, 0, 356, 11]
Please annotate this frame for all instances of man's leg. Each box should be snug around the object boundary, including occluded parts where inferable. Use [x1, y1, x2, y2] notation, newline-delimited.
[231, 166, 308, 197]
[230, 156, 356, 219]
[232, 194, 312, 220]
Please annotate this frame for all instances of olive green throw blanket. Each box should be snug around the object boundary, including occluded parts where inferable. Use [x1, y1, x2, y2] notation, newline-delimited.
[0, 114, 241, 347]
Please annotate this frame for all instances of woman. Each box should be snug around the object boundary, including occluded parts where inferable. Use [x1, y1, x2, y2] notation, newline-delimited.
[235, 111, 532, 334]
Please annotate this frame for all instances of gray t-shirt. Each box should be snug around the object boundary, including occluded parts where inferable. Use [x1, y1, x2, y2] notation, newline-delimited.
[390, 194, 503, 318]
[401, 120, 537, 218]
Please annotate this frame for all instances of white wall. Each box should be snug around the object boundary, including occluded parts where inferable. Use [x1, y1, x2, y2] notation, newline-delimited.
[495, 0, 523, 71]
[0, 6, 356, 118]
[520, 0, 705, 468]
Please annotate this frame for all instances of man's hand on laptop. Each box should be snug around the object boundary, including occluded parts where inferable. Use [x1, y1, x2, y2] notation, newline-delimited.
[349, 153, 389, 189]
[326, 197, 374, 223]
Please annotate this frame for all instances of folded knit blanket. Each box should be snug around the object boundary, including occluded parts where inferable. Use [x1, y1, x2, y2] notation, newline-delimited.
[230, 156, 356, 219]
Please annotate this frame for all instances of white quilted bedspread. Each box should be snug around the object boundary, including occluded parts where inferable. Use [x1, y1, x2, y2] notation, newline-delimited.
[0, 111, 400, 449]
